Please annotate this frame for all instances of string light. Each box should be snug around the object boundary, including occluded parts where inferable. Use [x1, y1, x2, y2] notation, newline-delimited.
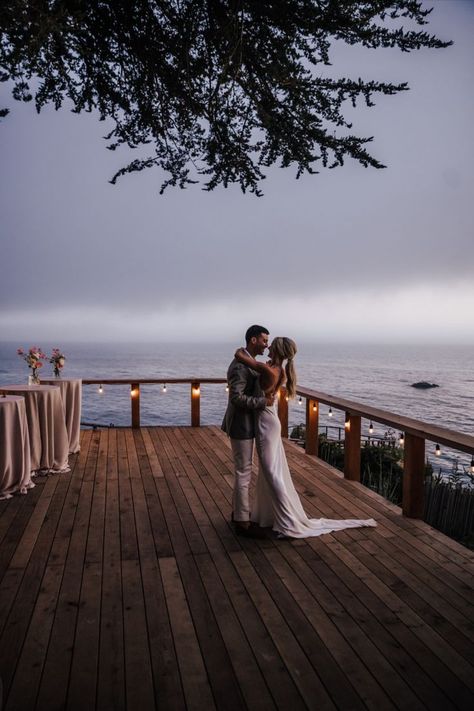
[193, 385, 200, 395]
[225, 384, 229, 393]
[285, 395, 289, 402]
[399, 432, 405, 446]
[344, 414, 350, 430]
[328, 407, 333, 418]
[298, 396, 303, 405]
[312, 402, 317, 412]
[368, 422, 374, 434]
[162, 383, 167, 393]
[435, 444, 441, 457]
[130, 387, 138, 399]
[98, 384, 103, 394]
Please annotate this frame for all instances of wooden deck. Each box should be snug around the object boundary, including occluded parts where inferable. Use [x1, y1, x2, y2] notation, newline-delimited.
[0, 426, 473, 711]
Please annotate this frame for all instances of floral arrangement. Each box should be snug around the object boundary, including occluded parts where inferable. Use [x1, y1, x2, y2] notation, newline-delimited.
[49, 348, 66, 377]
[17, 346, 46, 383]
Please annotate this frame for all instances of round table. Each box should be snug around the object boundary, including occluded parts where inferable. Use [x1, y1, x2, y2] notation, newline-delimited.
[0, 385, 70, 474]
[41, 378, 82, 453]
[0, 395, 34, 499]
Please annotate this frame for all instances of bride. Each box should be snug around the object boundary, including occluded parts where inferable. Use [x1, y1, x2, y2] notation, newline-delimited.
[234, 338, 376, 539]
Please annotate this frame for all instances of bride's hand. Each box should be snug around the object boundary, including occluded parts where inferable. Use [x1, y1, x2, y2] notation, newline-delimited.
[234, 348, 246, 361]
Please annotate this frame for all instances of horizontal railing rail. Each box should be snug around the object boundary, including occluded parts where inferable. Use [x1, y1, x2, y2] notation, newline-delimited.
[295, 386, 474, 455]
[82, 377, 227, 428]
[82, 378, 227, 385]
[281, 385, 474, 519]
[79, 377, 474, 519]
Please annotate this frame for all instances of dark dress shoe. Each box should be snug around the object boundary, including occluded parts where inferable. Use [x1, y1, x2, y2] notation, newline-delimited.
[234, 522, 253, 537]
[248, 524, 268, 539]
[234, 522, 267, 539]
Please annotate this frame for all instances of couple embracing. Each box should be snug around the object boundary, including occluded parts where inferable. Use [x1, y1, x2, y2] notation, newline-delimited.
[222, 325, 376, 539]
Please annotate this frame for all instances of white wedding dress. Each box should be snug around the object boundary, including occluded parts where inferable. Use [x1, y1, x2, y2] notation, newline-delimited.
[251, 401, 376, 538]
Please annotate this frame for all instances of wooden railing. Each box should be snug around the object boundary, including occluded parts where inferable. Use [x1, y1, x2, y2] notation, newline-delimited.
[82, 378, 226, 428]
[280, 385, 474, 519]
[81, 378, 474, 520]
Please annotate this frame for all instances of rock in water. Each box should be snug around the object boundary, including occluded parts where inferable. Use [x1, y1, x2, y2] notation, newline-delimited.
[411, 381, 439, 389]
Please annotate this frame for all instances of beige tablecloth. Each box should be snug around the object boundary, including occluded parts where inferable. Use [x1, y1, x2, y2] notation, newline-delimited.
[0, 396, 34, 499]
[0, 385, 70, 474]
[41, 378, 82, 453]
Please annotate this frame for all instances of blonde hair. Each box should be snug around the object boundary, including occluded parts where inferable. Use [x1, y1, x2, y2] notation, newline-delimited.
[271, 337, 297, 399]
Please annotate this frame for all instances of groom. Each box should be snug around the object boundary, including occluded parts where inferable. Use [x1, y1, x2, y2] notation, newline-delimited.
[222, 325, 273, 536]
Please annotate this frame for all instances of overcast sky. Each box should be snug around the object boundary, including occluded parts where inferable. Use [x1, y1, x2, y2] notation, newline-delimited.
[1, 0, 473, 344]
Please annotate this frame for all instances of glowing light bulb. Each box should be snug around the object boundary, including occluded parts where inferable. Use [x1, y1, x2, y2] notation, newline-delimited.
[225, 384, 229, 393]
[298, 396, 302, 405]
[312, 403, 317, 412]
[328, 407, 333, 418]
[98, 384, 103, 394]
[368, 422, 374, 434]
[193, 386, 200, 395]
[344, 415, 350, 430]
[435, 444, 441, 457]
[131, 388, 138, 399]
[399, 433, 405, 446]
[162, 383, 167, 393]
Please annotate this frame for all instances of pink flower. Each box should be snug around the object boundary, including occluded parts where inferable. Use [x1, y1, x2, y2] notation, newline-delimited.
[17, 346, 46, 368]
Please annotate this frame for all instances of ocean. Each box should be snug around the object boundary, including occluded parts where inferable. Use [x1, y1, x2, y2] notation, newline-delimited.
[1, 341, 473, 479]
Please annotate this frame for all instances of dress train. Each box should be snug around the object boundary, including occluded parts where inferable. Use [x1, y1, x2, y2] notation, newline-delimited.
[251, 402, 376, 538]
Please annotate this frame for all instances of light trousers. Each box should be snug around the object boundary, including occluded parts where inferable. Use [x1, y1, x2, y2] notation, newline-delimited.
[230, 438, 254, 522]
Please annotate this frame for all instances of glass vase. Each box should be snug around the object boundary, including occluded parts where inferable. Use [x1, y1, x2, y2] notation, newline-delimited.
[28, 370, 40, 386]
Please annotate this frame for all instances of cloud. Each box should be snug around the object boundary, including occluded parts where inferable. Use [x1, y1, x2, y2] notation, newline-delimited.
[1, 280, 473, 344]
[1, 0, 473, 341]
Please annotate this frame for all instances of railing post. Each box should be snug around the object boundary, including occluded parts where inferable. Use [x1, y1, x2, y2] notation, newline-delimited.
[191, 381, 200, 427]
[344, 412, 361, 481]
[278, 386, 289, 438]
[402, 433, 425, 518]
[131, 383, 140, 429]
[305, 399, 319, 455]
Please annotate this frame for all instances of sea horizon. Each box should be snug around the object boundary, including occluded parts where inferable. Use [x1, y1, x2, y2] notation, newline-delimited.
[1, 340, 473, 482]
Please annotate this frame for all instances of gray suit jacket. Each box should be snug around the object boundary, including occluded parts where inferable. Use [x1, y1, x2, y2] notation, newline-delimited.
[221, 358, 267, 439]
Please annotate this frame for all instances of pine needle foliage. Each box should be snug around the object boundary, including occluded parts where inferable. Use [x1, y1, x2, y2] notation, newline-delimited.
[0, 1, 450, 194]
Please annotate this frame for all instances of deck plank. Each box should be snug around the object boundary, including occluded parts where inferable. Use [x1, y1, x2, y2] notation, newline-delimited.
[288, 445, 474, 580]
[0, 425, 472, 711]
[97, 428, 126, 711]
[34, 431, 98, 710]
[155, 427, 249, 710]
[67, 428, 108, 710]
[280, 458, 474, 705]
[131, 430, 185, 709]
[175, 427, 308, 709]
[2, 474, 74, 710]
[169, 427, 302, 710]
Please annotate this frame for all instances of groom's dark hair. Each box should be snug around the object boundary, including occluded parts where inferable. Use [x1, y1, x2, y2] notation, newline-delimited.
[245, 325, 269, 343]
